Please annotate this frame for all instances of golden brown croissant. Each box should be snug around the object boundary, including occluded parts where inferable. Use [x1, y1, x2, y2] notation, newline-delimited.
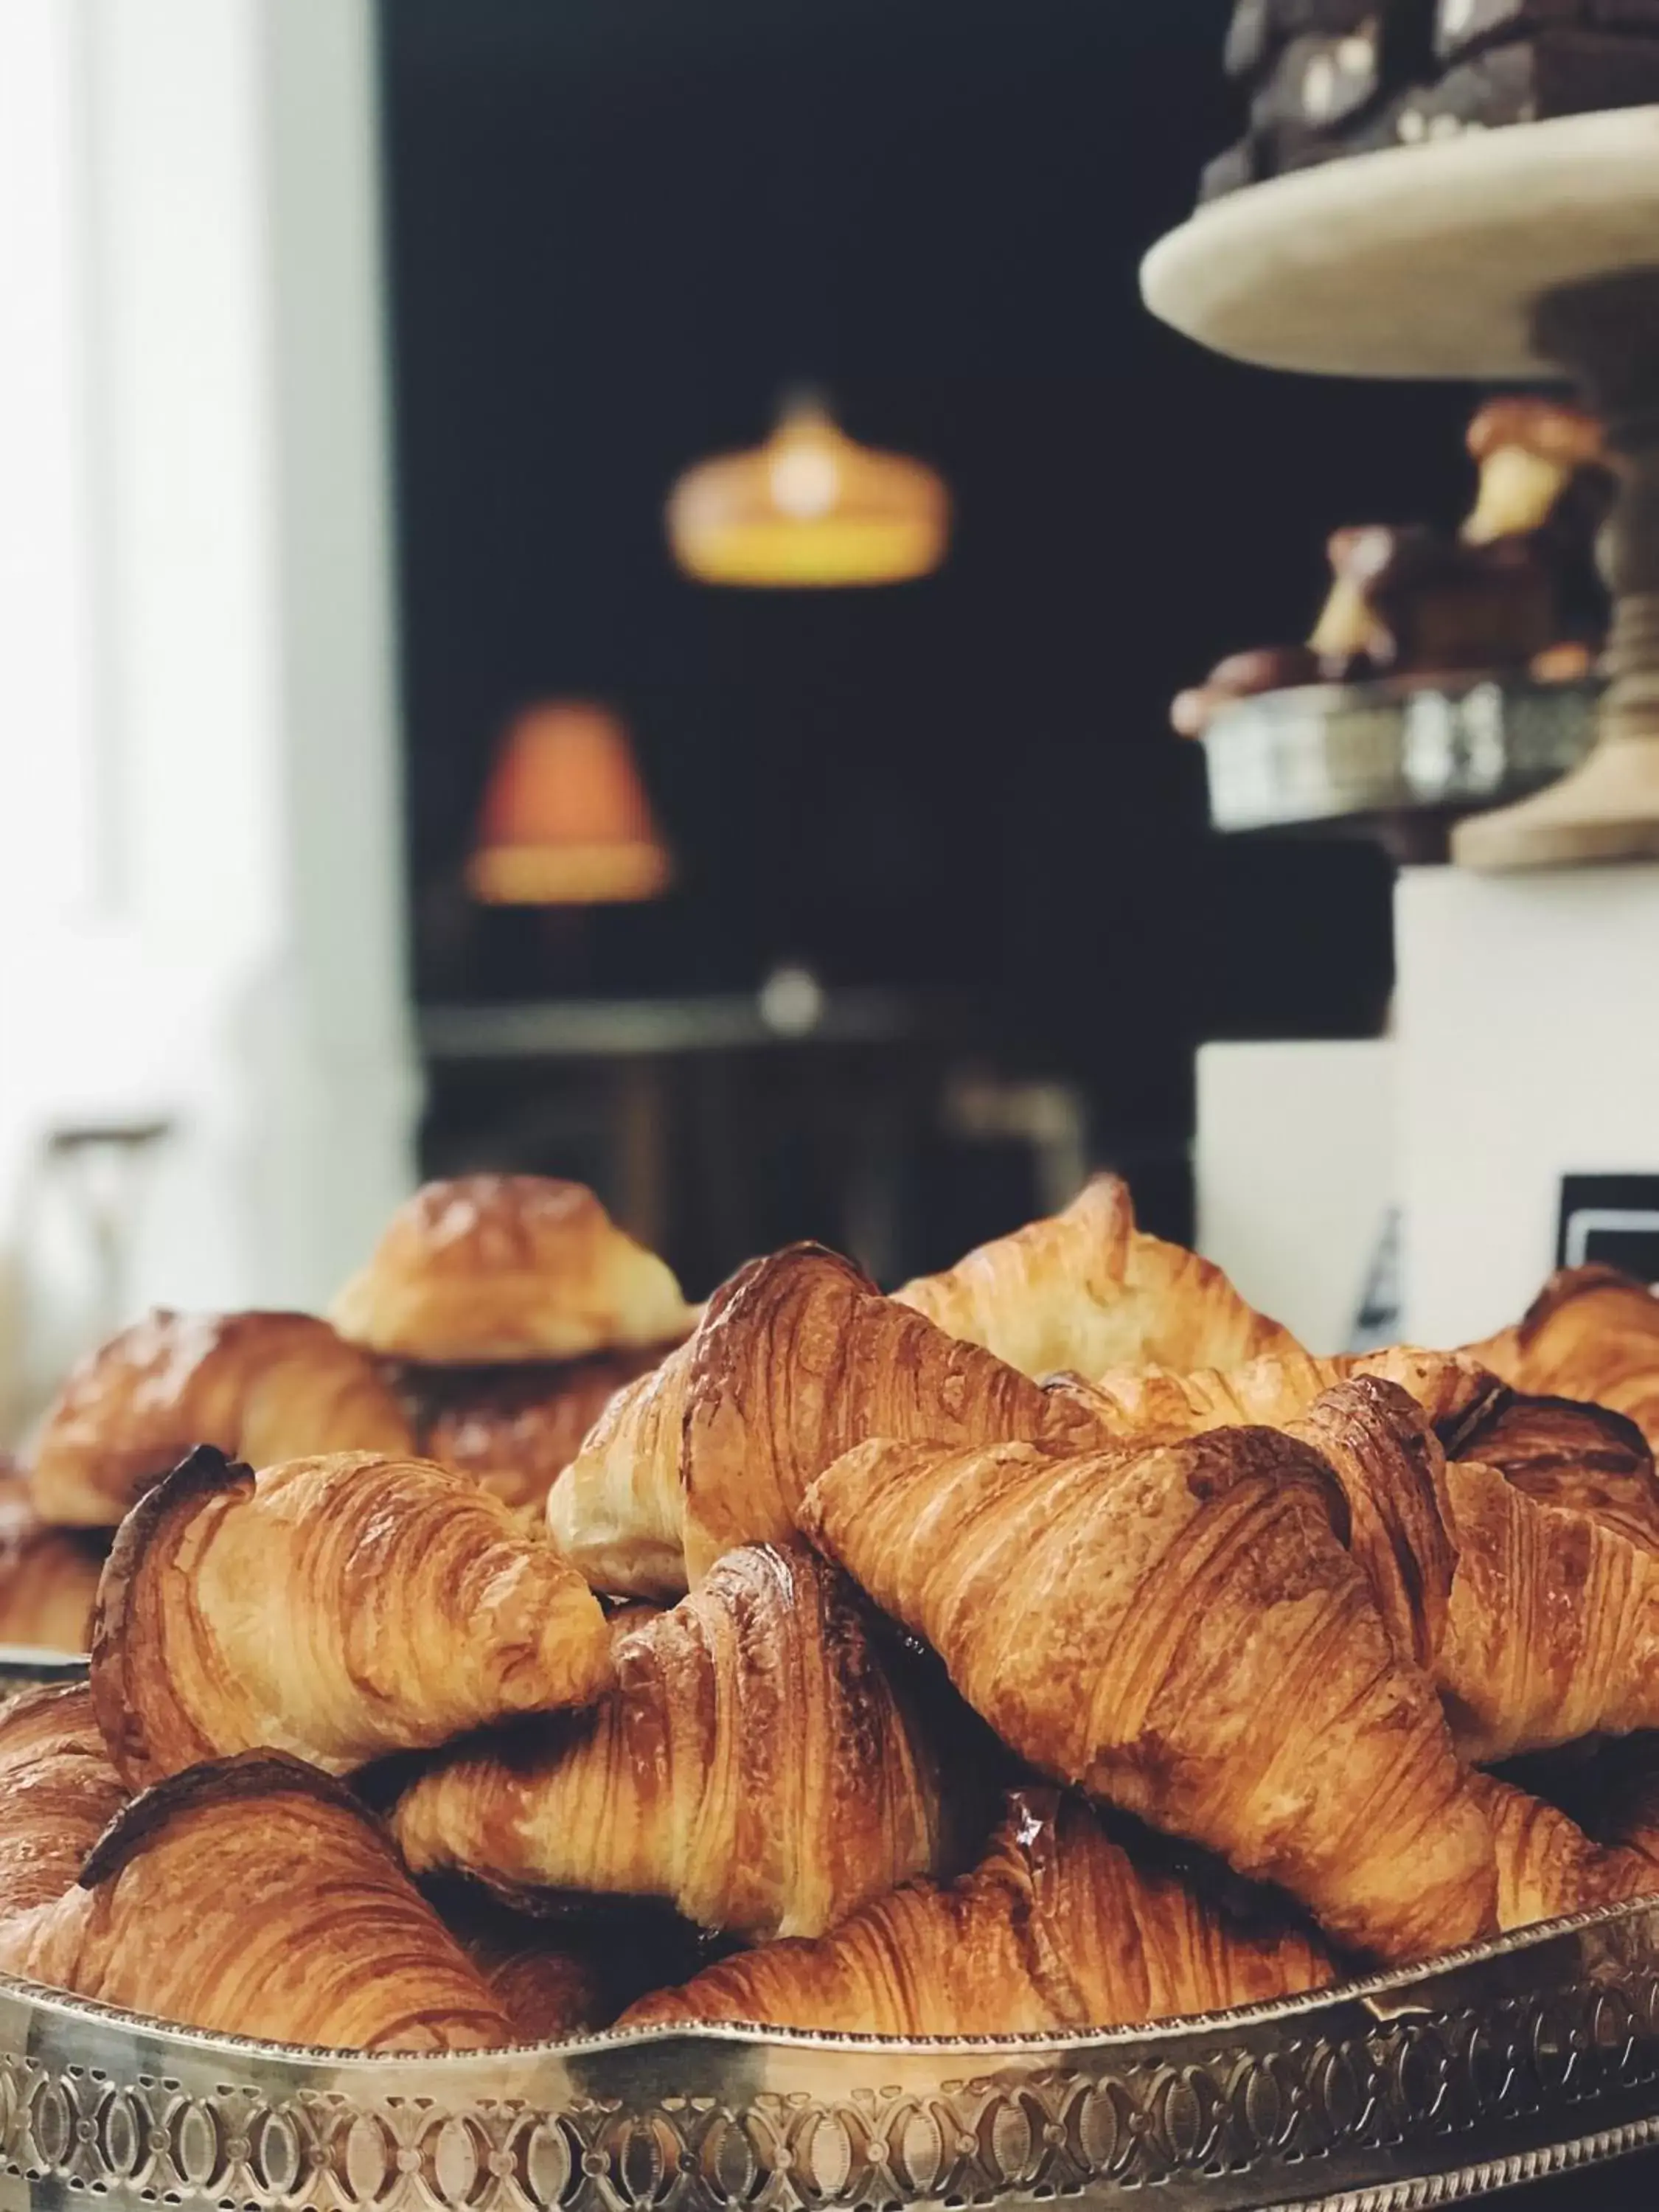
[331, 1175, 694, 1363]
[428, 1886, 610, 2039]
[799, 1414, 1498, 1963]
[619, 1789, 1335, 2035]
[1453, 1392, 1659, 1551]
[1472, 1773, 1658, 1930]
[91, 1445, 614, 1787]
[0, 1752, 512, 2051]
[0, 1472, 105, 1651]
[27, 1310, 414, 1528]
[893, 1175, 1296, 1380]
[1470, 1265, 1659, 1453]
[1080, 1346, 1499, 1451]
[406, 1348, 659, 1518]
[394, 1541, 946, 1941]
[0, 1683, 126, 1924]
[1436, 1458, 1659, 1761]
[546, 1242, 1107, 1598]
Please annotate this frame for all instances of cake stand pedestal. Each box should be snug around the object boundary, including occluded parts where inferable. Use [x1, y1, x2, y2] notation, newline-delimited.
[1141, 107, 1659, 870]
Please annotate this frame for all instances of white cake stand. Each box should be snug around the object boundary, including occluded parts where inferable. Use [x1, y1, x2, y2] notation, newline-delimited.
[1141, 107, 1659, 869]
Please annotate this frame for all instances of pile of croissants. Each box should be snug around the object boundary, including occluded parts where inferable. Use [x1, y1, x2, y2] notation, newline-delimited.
[4, 1169, 1659, 2054]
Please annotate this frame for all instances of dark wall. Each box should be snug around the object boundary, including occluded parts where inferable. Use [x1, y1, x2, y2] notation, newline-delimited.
[379, 0, 1476, 1231]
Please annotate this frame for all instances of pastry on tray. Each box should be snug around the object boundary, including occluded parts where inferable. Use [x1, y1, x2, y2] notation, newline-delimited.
[1172, 398, 1611, 737]
[3, 1171, 1659, 2051]
[334, 1174, 695, 1521]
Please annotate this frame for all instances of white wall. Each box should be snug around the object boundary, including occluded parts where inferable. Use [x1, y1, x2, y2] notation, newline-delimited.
[0, 0, 416, 1434]
[1196, 1040, 1396, 1353]
[1396, 863, 1659, 1346]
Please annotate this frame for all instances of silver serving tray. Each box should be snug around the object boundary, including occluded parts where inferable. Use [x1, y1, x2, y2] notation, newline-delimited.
[6, 1656, 1659, 2208]
[1200, 675, 1598, 850]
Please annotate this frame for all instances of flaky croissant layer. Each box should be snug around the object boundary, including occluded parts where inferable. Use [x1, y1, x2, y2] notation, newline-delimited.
[92, 1447, 614, 1786]
[621, 1791, 1335, 2036]
[799, 1392, 1499, 1965]
[394, 1542, 946, 1941]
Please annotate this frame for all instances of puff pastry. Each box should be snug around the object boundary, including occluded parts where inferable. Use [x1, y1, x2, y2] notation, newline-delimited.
[408, 1349, 657, 1518]
[546, 1242, 1107, 1598]
[1453, 1391, 1659, 1552]
[893, 1175, 1295, 1380]
[1472, 1773, 1657, 1930]
[28, 1310, 413, 1528]
[1079, 1346, 1500, 1453]
[1471, 1266, 1659, 1453]
[331, 1175, 693, 1364]
[799, 1411, 1498, 1963]
[91, 1447, 614, 1786]
[394, 1542, 945, 1941]
[0, 1683, 126, 1924]
[1437, 1457, 1659, 1761]
[0, 1473, 104, 1652]
[0, 1752, 511, 2050]
[619, 1789, 1335, 2035]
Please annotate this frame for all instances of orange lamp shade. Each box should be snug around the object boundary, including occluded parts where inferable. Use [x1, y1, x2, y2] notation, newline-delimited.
[667, 398, 949, 588]
[467, 703, 673, 906]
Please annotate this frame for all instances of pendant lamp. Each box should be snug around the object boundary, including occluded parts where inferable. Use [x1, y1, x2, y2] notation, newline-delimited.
[467, 701, 672, 905]
[667, 394, 949, 587]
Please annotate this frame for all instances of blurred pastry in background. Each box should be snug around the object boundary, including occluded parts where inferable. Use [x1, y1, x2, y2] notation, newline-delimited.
[26, 1310, 413, 1530]
[334, 1175, 695, 1521]
[0, 1469, 104, 1653]
[1172, 397, 1611, 736]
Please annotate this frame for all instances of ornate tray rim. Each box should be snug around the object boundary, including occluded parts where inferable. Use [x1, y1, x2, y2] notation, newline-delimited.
[1, 1892, 1655, 2066]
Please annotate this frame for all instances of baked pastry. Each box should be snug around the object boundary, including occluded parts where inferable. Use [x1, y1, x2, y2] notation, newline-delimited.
[91, 1446, 614, 1786]
[892, 1175, 1295, 1381]
[619, 1788, 1335, 2035]
[331, 1175, 694, 1364]
[0, 1752, 512, 2051]
[0, 1683, 126, 1924]
[27, 1310, 414, 1528]
[1470, 1266, 1659, 1453]
[394, 1543, 946, 1941]
[430, 1886, 610, 2039]
[1473, 1773, 1657, 1931]
[799, 1404, 1498, 1963]
[1079, 1344, 1497, 1446]
[1436, 1457, 1659, 1761]
[1453, 1392, 1659, 1551]
[0, 1472, 105, 1651]
[408, 1348, 658, 1517]
[546, 1242, 1107, 1599]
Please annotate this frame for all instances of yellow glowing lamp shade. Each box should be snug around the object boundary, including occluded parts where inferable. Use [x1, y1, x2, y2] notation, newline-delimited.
[667, 399, 950, 587]
[467, 703, 672, 906]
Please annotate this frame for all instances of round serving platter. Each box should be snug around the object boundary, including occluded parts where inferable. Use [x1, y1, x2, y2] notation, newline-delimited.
[1199, 675, 1597, 854]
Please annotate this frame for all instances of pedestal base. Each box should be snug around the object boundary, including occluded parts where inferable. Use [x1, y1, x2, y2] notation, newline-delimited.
[1453, 734, 1659, 866]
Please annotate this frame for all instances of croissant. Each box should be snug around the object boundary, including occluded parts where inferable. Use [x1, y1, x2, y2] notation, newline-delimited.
[620, 1788, 1334, 2035]
[1436, 1457, 1659, 1761]
[407, 1349, 660, 1517]
[28, 1310, 414, 1528]
[0, 1683, 126, 1924]
[430, 1888, 609, 2039]
[1472, 1773, 1657, 1930]
[1470, 1265, 1659, 1453]
[0, 1472, 104, 1651]
[91, 1446, 614, 1787]
[0, 1752, 512, 2050]
[394, 1542, 946, 1941]
[1453, 1392, 1659, 1551]
[892, 1175, 1295, 1381]
[331, 1175, 694, 1364]
[1080, 1346, 1500, 1452]
[546, 1243, 1107, 1598]
[798, 1411, 1498, 1963]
